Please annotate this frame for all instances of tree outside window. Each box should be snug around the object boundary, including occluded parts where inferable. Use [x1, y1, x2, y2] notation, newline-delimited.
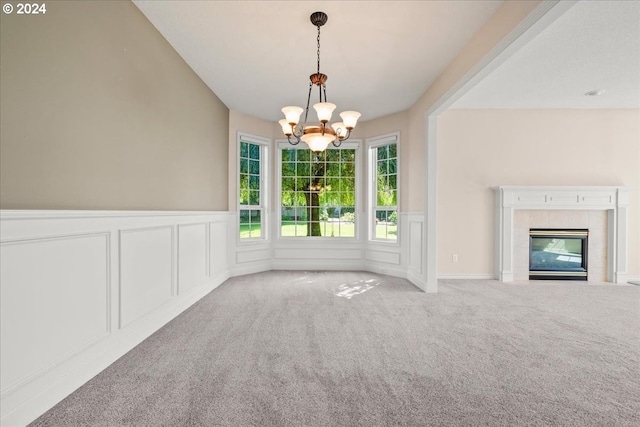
[281, 147, 357, 237]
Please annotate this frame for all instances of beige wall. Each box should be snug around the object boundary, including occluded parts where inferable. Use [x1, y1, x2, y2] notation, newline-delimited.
[227, 110, 275, 211]
[437, 109, 640, 277]
[407, 0, 543, 212]
[0, 1, 229, 210]
[361, 111, 411, 212]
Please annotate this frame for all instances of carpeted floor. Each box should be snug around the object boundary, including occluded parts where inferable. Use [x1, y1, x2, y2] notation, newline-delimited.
[31, 271, 640, 426]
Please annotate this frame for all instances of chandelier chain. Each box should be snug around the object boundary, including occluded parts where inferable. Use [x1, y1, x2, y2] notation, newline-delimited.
[316, 24, 321, 74]
[279, 12, 360, 153]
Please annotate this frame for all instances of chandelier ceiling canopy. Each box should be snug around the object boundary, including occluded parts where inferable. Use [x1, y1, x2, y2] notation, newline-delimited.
[279, 11, 361, 153]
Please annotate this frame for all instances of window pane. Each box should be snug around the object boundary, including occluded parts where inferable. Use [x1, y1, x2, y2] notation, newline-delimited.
[281, 147, 356, 238]
[297, 150, 310, 162]
[297, 162, 310, 177]
[341, 150, 355, 162]
[249, 144, 260, 160]
[389, 174, 397, 190]
[239, 141, 263, 239]
[282, 161, 294, 177]
[340, 177, 355, 192]
[339, 163, 352, 177]
[282, 149, 294, 162]
[316, 151, 328, 162]
[389, 144, 397, 158]
[239, 174, 248, 191]
[372, 143, 397, 241]
[294, 221, 307, 236]
[375, 209, 397, 241]
[388, 158, 397, 174]
[377, 146, 388, 160]
[326, 163, 340, 176]
[377, 160, 388, 175]
[249, 160, 260, 175]
[249, 190, 260, 205]
[249, 175, 259, 190]
[239, 209, 250, 239]
[282, 177, 295, 191]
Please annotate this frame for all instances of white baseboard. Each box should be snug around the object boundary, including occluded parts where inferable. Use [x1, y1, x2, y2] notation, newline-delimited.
[407, 269, 429, 292]
[437, 274, 496, 280]
[229, 261, 272, 278]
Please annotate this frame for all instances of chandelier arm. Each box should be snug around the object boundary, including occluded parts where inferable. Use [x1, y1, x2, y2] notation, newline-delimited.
[291, 123, 304, 138]
[287, 134, 301, 146]
[334, 128, 352, 145]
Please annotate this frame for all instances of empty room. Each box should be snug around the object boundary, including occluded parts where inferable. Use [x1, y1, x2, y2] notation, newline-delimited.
[1, 1, 638, 426]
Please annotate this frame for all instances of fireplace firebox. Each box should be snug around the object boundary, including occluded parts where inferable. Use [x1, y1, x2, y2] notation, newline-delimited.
[529, 229, 588, 280]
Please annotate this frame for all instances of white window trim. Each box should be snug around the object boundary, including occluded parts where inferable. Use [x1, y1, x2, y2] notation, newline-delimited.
[276, 139, 362, 240]
[366, 132, 400, 245]
[237, 132, 269, 244]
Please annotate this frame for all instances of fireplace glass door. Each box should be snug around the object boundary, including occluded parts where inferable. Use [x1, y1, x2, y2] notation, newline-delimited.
[529, 229, 588, 280]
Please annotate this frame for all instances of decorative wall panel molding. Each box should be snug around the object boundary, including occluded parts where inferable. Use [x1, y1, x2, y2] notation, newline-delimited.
[1, 233, 110, 395]
[0, 210, 230, 427]
[177, 223, 208, 295]
[119, 226, 173, 327]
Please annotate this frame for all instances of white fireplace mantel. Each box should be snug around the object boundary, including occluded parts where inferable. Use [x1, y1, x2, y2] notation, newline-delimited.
[493, 186, 632, 283]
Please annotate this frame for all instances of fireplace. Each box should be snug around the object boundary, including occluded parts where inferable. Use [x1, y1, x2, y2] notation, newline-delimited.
[493, 186, 631, 283]
[529, 229, 588, 280]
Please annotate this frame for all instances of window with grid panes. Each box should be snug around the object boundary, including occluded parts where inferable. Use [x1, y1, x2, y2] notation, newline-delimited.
[372, 141, 398, 241]
[280, 145, 357, 237]
[238, 138, 265, 239]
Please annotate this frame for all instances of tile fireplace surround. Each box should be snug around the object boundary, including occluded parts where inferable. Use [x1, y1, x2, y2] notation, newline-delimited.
[493, 186, 631, 283]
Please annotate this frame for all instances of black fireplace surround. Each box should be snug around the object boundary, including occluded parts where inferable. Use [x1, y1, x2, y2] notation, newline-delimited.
[529, 229, 588, 281]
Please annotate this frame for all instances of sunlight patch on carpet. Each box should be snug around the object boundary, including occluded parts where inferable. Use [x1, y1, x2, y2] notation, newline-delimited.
[334, 279, 380, 299]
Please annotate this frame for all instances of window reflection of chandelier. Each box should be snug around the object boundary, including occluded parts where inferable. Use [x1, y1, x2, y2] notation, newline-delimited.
[279, 11, 361, 154]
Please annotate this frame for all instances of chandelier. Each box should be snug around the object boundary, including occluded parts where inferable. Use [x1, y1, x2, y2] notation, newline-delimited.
[279, 11, 361, 153]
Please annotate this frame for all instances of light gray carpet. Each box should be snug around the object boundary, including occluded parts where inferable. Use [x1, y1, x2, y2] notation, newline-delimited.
[32, 271, 640, 426]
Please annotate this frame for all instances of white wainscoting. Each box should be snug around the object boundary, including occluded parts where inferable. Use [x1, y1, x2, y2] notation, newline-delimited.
[177, 223, 209, 294]
[406, 214, 425, 289]
[229, 211, 426, 287]
[120, 226, 173, 327]
[1, 209, 425, 425]
[0, 210, 231, 427]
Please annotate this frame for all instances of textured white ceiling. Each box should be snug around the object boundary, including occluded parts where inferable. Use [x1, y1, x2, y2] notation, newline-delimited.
[132, 0, 503, 122]
[452, 0, 640, 109]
